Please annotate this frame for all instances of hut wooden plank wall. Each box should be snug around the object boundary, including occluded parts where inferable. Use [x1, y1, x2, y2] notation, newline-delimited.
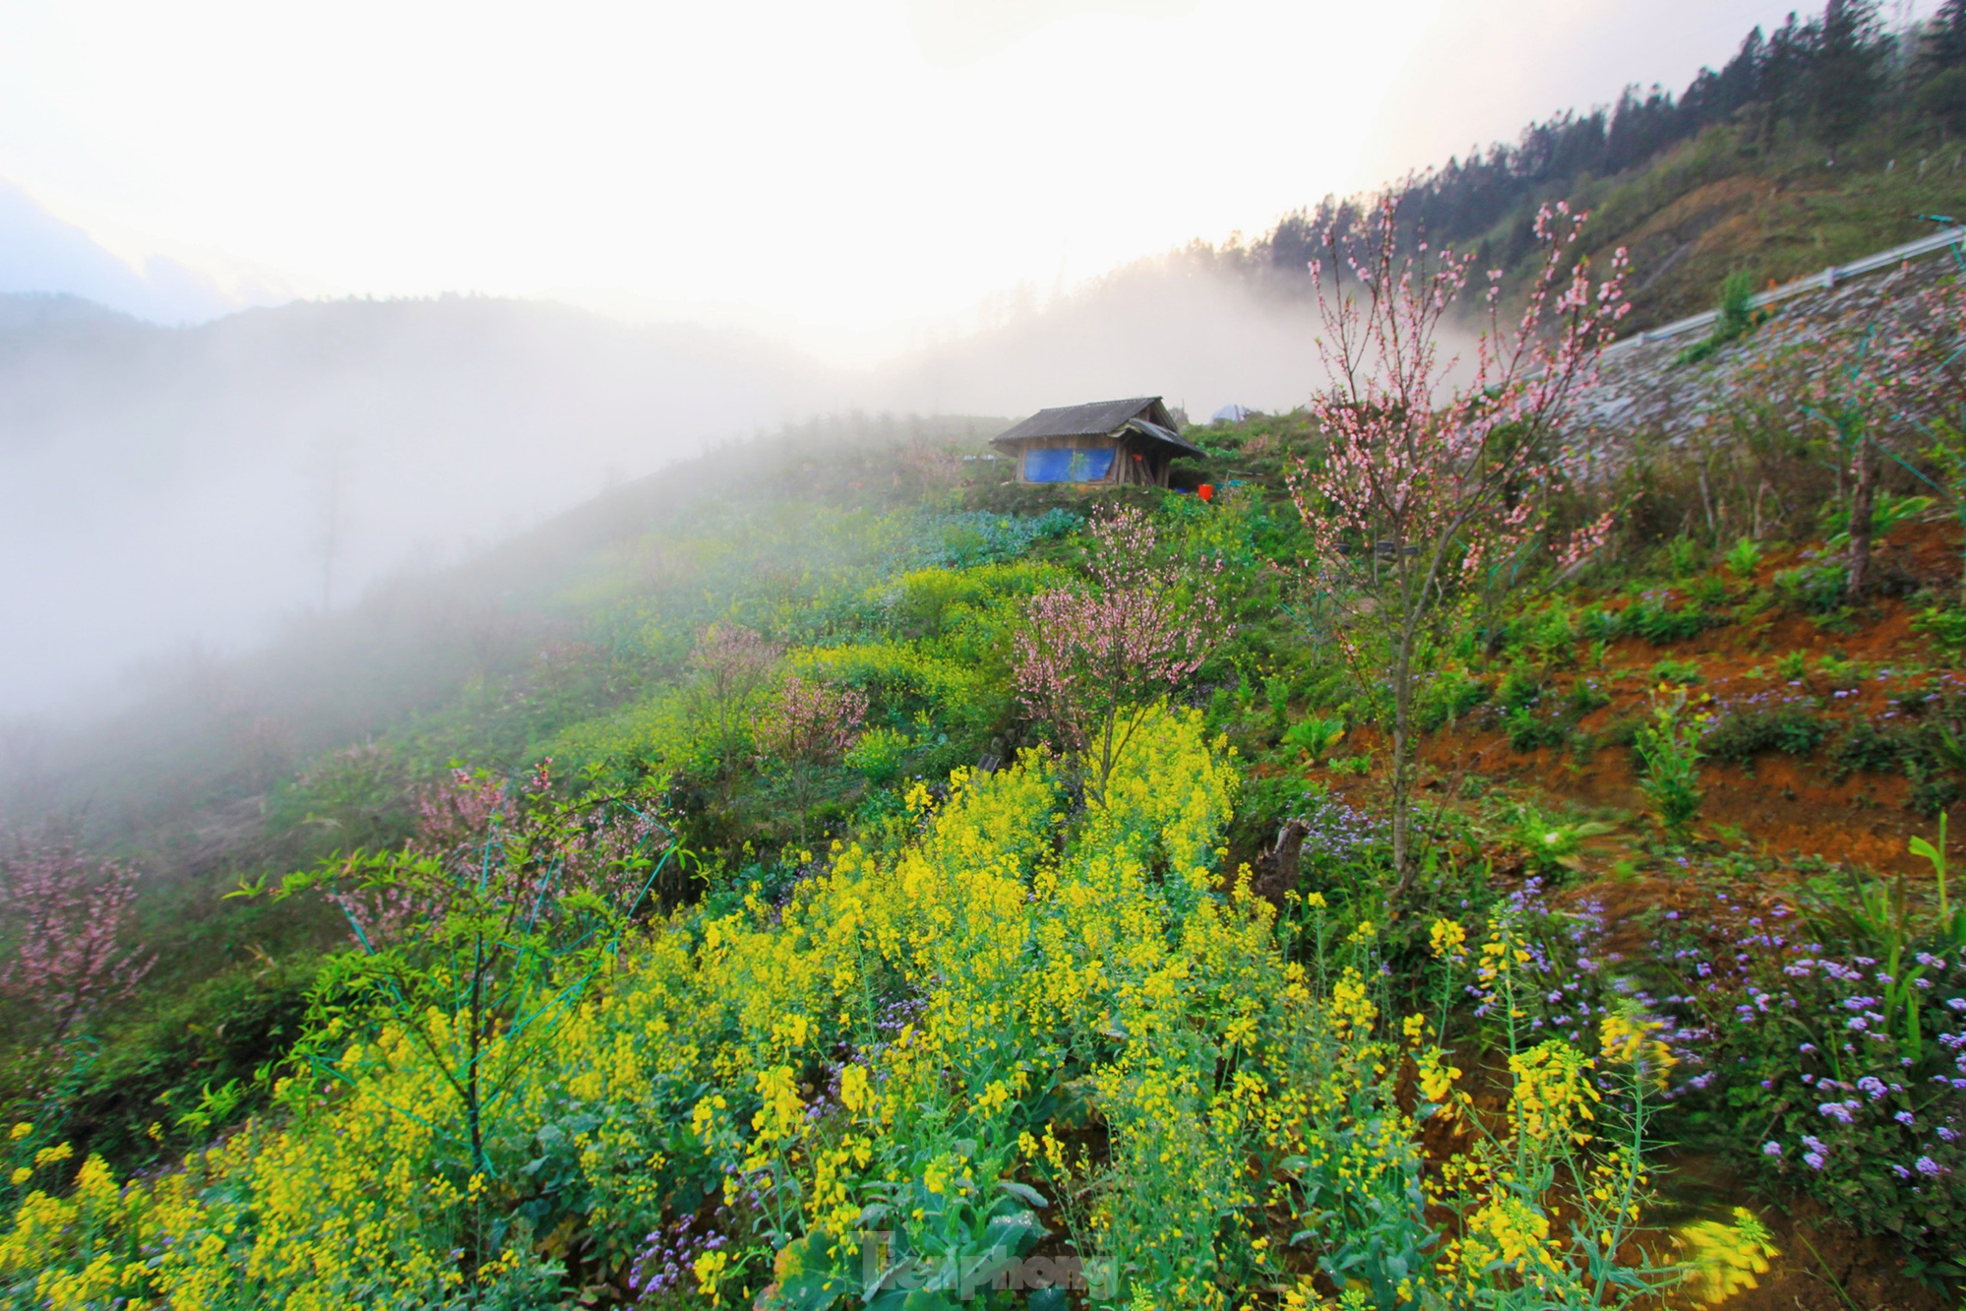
[989, 396, 1201, 488]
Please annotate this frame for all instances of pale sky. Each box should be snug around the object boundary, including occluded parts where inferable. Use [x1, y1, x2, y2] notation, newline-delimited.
[0, 0, 1936, 359]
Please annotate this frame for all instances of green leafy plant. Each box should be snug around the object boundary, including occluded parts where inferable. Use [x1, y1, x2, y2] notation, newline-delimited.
[1564, 679, 1611, 718]
[1814, 653, 1860, 690]
[1506, 706, 1569, 753]
[1500, 801, 1616, 874]
[1281, 715, 1346, 763]
[1496, 666, 1544, 712]
[1675, 269, 1764, 366]
[1829, 719, 1913, 779]
[1823, 492, 1933, 547]
[1908, 812, 1964, 944]
[1912, 605, 1966, 652]
[1701, 706, 1826, 763]
[1633, 694, 1704, 840]
[1417, 671, 1490, 732]
[1649, 658, 1703, 686]
[1662, 534, 1705, 578]
[1626, 595, 1712, 644]
[1773, 562, 1845, 616]
[844, 726, 914, 786]
[1724, 536, 1763, 579]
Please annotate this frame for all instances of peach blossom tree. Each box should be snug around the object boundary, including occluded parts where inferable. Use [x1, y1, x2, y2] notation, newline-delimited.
[1287, 197, 1629, 891]
[1012, 504, 1225, 801]
[757, 674, 868, 847]
[0, 824, 153, 1054]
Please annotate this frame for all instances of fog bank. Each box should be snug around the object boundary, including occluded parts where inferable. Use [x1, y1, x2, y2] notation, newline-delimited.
[0, 295, 833, 714]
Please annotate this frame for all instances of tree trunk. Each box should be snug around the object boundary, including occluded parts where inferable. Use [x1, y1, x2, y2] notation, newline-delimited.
[1847, 429, 1878, 605]
[1389, 623, 1417, 902]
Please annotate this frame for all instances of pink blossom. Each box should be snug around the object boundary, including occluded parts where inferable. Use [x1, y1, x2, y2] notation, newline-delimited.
[1286, 196, 1628, 883]
[0, 823, 153, 1049]
[1013, 505, 1227, 797]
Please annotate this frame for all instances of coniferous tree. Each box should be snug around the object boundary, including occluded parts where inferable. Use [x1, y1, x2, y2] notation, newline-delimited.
[1918, 0, 1966, 130]
[1924, 0, 1966, 70]
[1758, 13, 1811, 146]
[1809, 0, 1888, 148]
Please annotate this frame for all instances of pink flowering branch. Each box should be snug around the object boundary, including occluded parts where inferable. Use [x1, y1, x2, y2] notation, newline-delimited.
[687, 623, 781, 793]
[0, 824, 153, 1052]
[756, 674, 869, 846]
[1012, 505, 1227, 799]
[1285, 196, 1629, 890]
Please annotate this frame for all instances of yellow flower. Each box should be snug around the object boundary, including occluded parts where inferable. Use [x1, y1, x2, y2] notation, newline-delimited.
[1428, 918, 1467, 961]
[840, 1065, 872, 1115]
[693, 1248, 730, 1302]
[690, 1093, 727, 1142]
[7, 1123, 29, 1141]
[1508, 1041, 1599, 1146]
[1676, 1207, 1777, 1304]
[1600, 1012, 1676, 1088]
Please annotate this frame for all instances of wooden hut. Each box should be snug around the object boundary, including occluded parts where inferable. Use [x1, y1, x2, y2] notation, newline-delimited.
[990, 396, 1202, 487]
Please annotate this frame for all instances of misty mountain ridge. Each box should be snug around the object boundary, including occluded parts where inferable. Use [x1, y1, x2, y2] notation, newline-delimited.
[0, 292, 844, 715]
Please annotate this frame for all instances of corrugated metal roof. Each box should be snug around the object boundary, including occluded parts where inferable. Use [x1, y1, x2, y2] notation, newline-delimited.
[990, 396, 1203, 458]
[1122, 418, 1204, 458]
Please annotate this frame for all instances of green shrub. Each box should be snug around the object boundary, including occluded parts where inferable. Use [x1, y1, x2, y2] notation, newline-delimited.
[1579, 606, 1621, 642]
[1281, 715, 1347, 762]
[1830, 720, 1915, 779]
[1724, 536, 1762, 579]
[1912, 605, 1966, 652]
[1263, 671, 1293, 733]
[1563, 680, 1611, 718]
[1815, 653, 1859, 689]
[1633, 698, 1704, 838]
[845, 726, 913, 785]
[1496, 666, 1544, 712]
[1625, 595, 1712, 644]
[1689, 574, 1730, 608]
[1506, 706, 1570, 752]
[1674, 269, 1763, 365]
[1910, 771, 1963, 818]
[1660, 535, 1705, 578]
[1701, 706, 1827, 762]
[1649, 658, 1703, 686]
[1823, 492, 1933, 547]
[1523, 605, 1579, 668]
[1774, 562, 1845, 616]
[1417, 672, 1490, 731]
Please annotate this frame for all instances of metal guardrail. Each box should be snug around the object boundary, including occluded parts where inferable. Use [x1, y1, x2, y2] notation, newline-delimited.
[1603, 225, 1966, 355]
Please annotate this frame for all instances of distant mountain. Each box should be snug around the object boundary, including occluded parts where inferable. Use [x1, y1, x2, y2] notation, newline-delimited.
[0, 292, 143, 336]
[0, 181, 265, 324]
[0, 294, 839, 713]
